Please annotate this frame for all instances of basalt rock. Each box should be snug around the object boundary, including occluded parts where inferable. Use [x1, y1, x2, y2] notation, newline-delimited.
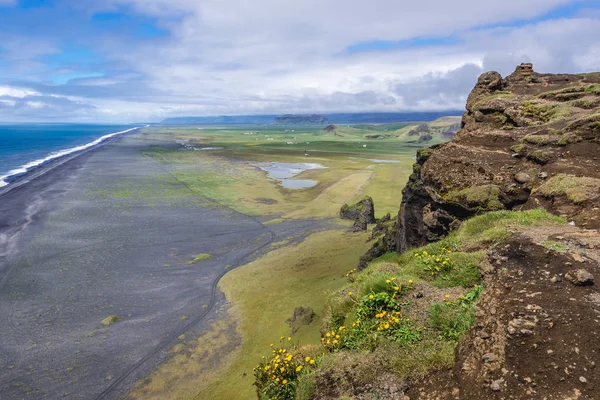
[369, 64, 600, 256]
[340, 196, 376, 229]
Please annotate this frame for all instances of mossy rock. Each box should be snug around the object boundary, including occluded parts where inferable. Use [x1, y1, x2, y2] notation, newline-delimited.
[535, 174, 600, 204]
[527, 150, 553, 165]
[522, 135, 554, 146]
[445, 185, 505, 211]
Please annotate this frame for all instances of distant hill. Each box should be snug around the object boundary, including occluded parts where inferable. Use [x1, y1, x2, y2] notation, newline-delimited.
[273, 114, 329, 125]
[160, 111, 463, 125]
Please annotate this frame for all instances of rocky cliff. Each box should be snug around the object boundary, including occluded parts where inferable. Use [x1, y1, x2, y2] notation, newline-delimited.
[392, 63, 600, 253]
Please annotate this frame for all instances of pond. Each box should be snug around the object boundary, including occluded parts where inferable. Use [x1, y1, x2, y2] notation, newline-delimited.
[254, 162, 325, 189]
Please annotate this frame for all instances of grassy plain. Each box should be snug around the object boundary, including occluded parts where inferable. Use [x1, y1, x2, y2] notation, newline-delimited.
[128, 119, 458, 399]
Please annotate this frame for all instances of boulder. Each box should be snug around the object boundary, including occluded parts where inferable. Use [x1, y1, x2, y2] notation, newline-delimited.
[565, 269, 594, 286]
[340, 196, 375, 224]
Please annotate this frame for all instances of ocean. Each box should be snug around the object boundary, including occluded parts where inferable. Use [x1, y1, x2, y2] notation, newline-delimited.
[0, 124, 135, 187]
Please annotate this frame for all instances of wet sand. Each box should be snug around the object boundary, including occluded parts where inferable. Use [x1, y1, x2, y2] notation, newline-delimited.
[0, 132, 331, 399]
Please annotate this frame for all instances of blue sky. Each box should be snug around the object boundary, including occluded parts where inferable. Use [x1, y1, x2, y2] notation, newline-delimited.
[0, 0, 599, 121]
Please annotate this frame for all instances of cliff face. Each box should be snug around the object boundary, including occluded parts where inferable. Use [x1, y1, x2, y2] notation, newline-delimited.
[396, 63, 600, 252]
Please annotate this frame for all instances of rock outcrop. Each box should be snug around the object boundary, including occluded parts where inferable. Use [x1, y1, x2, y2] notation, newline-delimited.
[391, 64, 600, 253]
[340, 196, 376, 229]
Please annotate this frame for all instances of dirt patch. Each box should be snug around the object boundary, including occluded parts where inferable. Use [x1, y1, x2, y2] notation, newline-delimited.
[408, 227, 600, 399]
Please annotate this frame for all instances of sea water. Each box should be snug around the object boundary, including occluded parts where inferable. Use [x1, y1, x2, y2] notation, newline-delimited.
[0, 124, 134, 187]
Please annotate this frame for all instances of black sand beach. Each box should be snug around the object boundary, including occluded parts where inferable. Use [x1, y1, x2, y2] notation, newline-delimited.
[0, 132, 330, 399]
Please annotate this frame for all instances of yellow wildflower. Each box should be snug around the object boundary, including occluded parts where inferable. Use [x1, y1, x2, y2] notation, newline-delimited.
[288, 337, 291, 341]
[348, 291, 353, 295]
[333, 339, 338, 344]
[310, 359, 315, 365]
[296, 365, 303, 372]
[445, 294, 450, 299]
[326, 332, 331, 337]
[305, 356, 311, 362]
[265, 366, 270, 371]
[369, 294, 374, 299]
[282, 379, 288, 385]
[386, 279, 391, 283]
[408, 279, 414, 284]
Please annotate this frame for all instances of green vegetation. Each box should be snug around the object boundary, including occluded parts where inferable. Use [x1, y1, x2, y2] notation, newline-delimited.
[446, 184, 504, 211]
[428, 285, 483, 341]
[528, 149, 553, 164]
[585, 84, 600, 94]
[188, 254, 213, 264]
[540, 240, 567, 253]
[521, 101, 574, 123]
[102, 315, 119, 326]
[522, 134, 553, 146]
[535, 174, 600, 204]
[288, 209, 564, 398]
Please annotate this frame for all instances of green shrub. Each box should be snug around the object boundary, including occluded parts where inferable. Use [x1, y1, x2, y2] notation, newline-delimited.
[428, 285, 483, 341]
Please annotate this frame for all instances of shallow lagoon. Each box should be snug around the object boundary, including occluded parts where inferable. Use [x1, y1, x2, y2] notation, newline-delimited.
[254, 162, 325, 189]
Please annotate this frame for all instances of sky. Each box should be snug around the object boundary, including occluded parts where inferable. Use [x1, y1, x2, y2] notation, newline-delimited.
[0, 0, 599, 122]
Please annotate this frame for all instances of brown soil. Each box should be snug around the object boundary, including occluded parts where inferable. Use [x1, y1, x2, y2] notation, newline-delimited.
[407, 226, 600, 400]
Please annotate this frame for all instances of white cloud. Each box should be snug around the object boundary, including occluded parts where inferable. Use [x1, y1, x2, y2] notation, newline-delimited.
[2, 1, 600, 121]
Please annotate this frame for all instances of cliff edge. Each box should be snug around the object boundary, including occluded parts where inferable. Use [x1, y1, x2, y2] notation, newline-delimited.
[392, 63, 600, 253]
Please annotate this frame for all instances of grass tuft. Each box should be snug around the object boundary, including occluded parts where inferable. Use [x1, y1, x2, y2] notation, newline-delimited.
[188, 254, 213, 264]
[102, 315, 119, 326]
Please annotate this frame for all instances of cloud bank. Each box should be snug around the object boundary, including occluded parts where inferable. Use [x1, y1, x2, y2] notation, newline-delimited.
[0, 0, 599, 121]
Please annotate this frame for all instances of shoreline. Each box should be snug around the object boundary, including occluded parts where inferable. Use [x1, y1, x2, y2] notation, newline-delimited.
[0, 132, 335, 399]
[0, 127, 140, 197]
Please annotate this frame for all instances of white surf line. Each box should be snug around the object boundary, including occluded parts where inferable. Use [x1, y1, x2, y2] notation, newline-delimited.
[0, 127, 140, 196]
[0, 127, 139, 188]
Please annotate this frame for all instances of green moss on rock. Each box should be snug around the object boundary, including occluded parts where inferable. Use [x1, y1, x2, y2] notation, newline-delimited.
[446, 185, 505, 211]
[535, 174, 600, 204]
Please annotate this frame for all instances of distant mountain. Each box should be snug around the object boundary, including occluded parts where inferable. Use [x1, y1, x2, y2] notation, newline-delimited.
[160, 115, 277, 125]
[161, 111, 463, 125]
[273, 114, 329, 125]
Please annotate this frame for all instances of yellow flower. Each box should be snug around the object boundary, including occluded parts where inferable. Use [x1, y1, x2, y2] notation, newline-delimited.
[296, 365, 303, 372]
[326, 332, 331, 337]
[333, 339, 338, 344]
[408, 279, 413, 284]
[265, 366, 270, 371]
[338, 326, 345, 331]
[282, 379, 288, 385]
[445, 294, 450, 299]
[280, 336, 285, 340]
[275, 378, 280, 382]
[436, 258, 441, 262]
[288, 337, 291, 341]
[336, 335, 340, 339]
[280, 367, 285, 373]
[391, 277, 397, 281]
[348, 291, 353, 295]
[310, 359, 315, 365]
[369, 294, 374, 299]
[394, 286, 399, 291]
[386, 279, 391, 283]
[423, 251, 428, 255]
[269, 343, 273, 347]
[305, 356, 311, 362]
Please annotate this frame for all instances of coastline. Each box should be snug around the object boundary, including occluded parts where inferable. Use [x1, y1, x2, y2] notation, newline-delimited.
[0, 127, 140, 197]
[0, 131, 334, 399]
